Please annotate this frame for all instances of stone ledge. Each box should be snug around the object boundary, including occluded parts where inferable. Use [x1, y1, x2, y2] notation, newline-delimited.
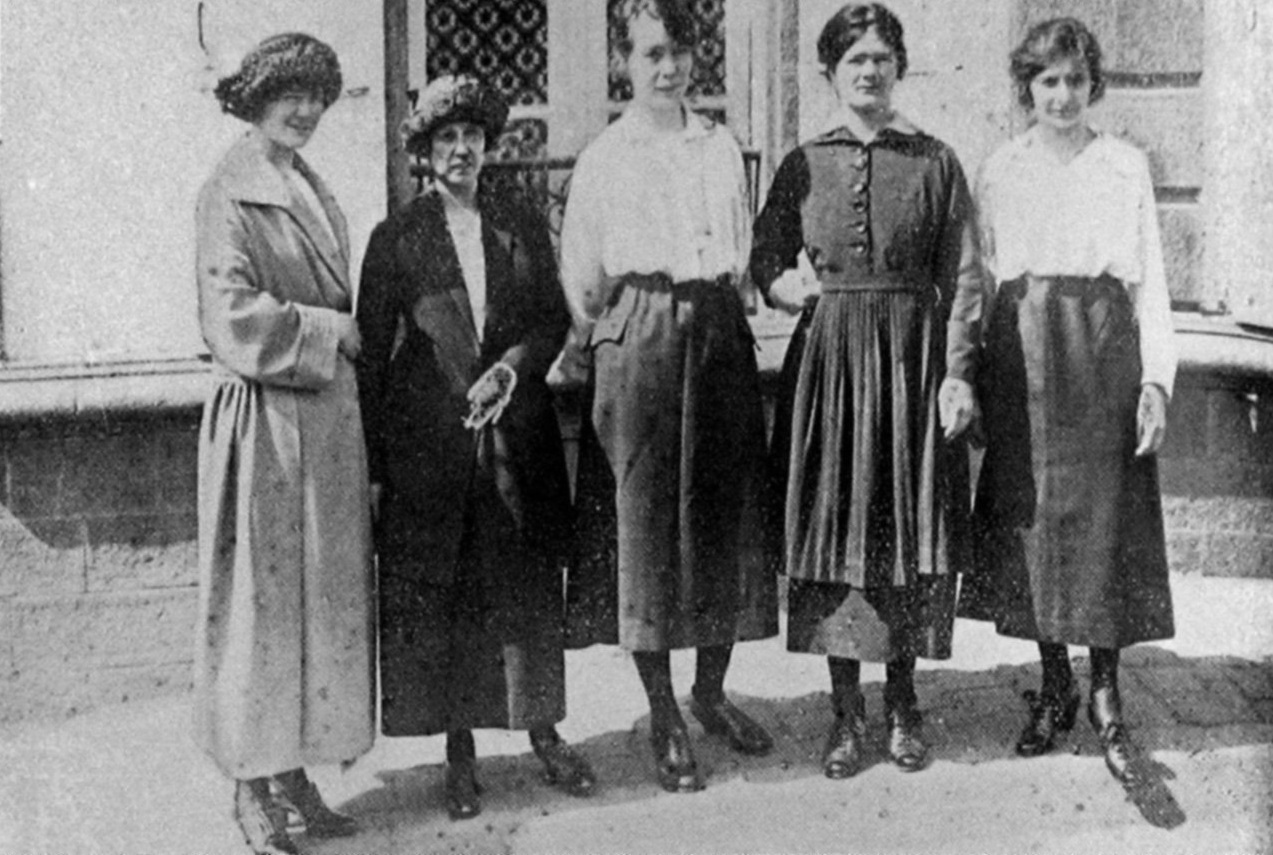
[0, 357, 210, 425]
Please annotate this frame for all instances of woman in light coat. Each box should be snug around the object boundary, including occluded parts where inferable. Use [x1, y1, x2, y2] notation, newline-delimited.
[192, 33, 372, 855]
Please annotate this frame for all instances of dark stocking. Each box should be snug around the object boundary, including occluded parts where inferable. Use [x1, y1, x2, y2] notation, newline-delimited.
[1039, 641, 1074, 700]
[884, 655, 917, 712]
[633, 651, 680, 720]
[693, 644, 733, 703]
[827, 657, 861, 716]
[1089, 646, 1121, 692]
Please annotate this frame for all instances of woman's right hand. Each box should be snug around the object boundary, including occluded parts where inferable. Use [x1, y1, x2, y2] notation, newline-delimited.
[767, 268, 820, 315]
[336, 314, 362, 360]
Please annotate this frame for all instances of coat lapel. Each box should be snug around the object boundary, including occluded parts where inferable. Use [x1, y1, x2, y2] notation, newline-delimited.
[217, 135, 352, 299]
[404, 193, 483, 369]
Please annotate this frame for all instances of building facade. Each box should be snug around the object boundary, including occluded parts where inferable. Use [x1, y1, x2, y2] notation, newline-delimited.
[0, 0, 1269, 720]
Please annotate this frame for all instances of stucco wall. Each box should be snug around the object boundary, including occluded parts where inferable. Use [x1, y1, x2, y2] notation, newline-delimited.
[0, 0, 387, 363]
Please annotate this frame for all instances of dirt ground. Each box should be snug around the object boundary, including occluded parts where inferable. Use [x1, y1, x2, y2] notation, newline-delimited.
[2, 572, 1270, 855]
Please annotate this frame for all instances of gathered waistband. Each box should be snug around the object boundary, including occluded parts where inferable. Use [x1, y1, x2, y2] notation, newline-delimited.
[616, 271, 734, 296]
[819, 272, 926, 293]
[998, 273, 1124, 300]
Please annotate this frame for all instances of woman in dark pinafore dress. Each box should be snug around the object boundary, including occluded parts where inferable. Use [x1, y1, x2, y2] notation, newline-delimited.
[959, 18, 1176, 789]
[750, 4, 983, 779]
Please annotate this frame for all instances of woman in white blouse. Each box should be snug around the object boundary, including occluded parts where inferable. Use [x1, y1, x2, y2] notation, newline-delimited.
[557, 0, 778, 794]
[961, 17, 1176, 788]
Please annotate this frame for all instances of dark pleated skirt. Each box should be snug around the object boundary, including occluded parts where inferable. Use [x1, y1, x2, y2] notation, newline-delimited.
[378, 506, 566, 736]
[572, 272, 779, 652]
[777, 288, 969, 662]
[959, 274, 1174, 649]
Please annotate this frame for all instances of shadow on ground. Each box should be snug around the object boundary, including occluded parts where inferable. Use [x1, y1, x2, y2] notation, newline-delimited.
[309, 650, 1272, 853]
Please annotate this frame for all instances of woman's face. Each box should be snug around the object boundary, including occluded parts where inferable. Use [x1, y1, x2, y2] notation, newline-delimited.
[257, 88, 326, 151]
[1029, 56, 1092, 131]
[625, 12, 693, 110]
[831, 28, 899, 115]
[429, 121, 487, 195]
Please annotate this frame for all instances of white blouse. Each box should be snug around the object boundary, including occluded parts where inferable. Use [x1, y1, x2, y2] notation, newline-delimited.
[439, 186, 487, 340]
[559, 108, 751, 335]
[976, 131, 1176, 395]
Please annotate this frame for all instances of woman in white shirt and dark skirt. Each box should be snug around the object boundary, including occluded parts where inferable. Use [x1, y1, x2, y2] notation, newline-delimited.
[960, 17, 1176, 788]
[557, 0, 778, 794]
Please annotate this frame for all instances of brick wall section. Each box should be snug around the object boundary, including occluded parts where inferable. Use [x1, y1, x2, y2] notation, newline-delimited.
[0, 415, 200, 721]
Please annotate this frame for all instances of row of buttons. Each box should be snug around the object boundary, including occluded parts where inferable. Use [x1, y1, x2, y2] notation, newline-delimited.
[849, 151, 870, 257]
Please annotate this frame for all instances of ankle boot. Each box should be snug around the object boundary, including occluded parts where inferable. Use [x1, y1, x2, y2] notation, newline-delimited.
[272, 768, 357, 838]
[649, 706, 703, 793]
[822, 691, 866, 779]
[689, 686, 773, 756]
[446, 729, 482, 820]
[234, 779, 297, 855]
[1016, 685, 1081, 757]
[530, 726, 597, 797]
[884, 668, 928, 772]
[1088, 685, 1141, 787]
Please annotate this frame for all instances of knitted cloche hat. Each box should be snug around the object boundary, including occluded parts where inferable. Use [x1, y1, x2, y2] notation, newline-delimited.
[214, 33, 342, 122]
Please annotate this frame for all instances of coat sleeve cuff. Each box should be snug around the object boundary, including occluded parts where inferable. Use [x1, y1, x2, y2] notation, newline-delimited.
[292, 304, 342, 387]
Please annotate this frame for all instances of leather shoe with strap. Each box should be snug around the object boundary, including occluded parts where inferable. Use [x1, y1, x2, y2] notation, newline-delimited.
[272, 768, 358, 838]
[689, 692, 773, 756]
[234, 779, 298, 855]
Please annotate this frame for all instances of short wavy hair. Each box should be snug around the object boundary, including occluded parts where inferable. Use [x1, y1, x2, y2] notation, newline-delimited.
[214, 33, 342, 123]
[612, 0, 698, 58]
[817, 4, 909, 81]
[1010, 17, 1106, 110]
[400, 75, 509, 157]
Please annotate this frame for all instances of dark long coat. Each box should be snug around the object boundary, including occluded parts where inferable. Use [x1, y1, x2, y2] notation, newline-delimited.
[356, 183, 572, 735]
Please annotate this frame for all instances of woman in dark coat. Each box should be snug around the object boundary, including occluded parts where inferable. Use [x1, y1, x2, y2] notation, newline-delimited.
[750, 3, 982, 779]
[356, 74, 594, 821]
[961, 18, 1175, 788]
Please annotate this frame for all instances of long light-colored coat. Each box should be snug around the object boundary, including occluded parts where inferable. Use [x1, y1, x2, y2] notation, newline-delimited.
[192, 134, 374, 780]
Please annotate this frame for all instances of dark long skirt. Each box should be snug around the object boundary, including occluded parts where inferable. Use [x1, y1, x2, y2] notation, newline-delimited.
[580, 272, 778, 652]
[777, 288, 969, 661]
[959, 274, 1174, 649]
[378, 508, 566, 736]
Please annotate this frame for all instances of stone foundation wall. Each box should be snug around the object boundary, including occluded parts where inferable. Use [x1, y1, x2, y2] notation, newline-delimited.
[0, 414, 200, 721]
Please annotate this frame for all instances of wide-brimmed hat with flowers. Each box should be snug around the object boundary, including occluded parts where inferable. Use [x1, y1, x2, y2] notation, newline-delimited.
[401, 75, 509, 156]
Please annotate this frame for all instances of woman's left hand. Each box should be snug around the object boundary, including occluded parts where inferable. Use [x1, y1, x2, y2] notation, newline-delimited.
[938, 377, 977, 440]
[1135, 383, 1168, 457]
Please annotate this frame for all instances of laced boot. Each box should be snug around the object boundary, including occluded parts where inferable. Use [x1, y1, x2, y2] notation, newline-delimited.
[1015, 685, 1081, 757]
[822, 690, 867, 779]
[884, 673, 928, 773]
